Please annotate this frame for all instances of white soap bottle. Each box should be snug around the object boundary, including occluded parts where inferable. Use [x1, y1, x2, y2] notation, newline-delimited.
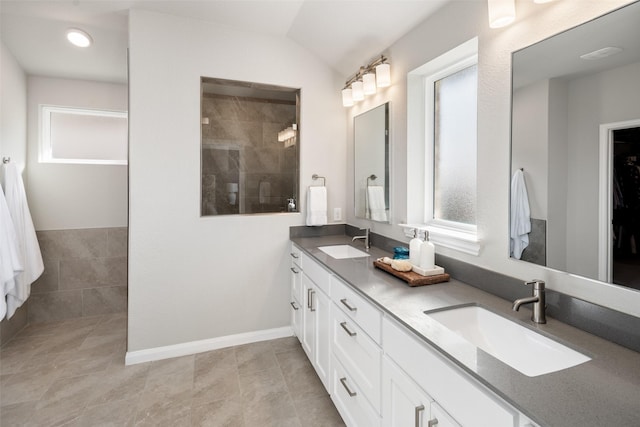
[420, 231, 435, 270]
[409, 230, 422, 267]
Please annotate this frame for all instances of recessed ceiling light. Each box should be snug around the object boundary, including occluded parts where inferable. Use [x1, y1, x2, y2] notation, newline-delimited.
[66, 28, 93, 48]
[580, 47, 622, 60]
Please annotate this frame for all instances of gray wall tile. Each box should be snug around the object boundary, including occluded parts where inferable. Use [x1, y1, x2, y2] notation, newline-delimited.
[59, 257, 127, 289]
[0, 303, 28, 346]
[38, 229, 108, 260]
[29, 291, 83, 323]
[107, 228, 128, 257]
[31, 258, 59, 294]
[82, 286, 127, 316]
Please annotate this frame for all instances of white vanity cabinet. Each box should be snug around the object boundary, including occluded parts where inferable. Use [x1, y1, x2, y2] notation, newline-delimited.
[289, 246, 303, 340]
[300, 252, 332, 392]
[383, 355, 460, 427]
[330, 276, 383, 426]
[383, 316, 520, 427]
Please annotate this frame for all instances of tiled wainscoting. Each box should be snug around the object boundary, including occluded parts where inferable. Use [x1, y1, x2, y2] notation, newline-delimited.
[29, 227, 128, 324]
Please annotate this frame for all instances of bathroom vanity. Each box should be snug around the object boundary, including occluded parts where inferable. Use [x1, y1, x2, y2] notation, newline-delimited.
[289, 234, 640, 427]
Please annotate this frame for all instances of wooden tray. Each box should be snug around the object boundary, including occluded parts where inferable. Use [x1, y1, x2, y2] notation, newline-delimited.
[373, 260, 450, 287]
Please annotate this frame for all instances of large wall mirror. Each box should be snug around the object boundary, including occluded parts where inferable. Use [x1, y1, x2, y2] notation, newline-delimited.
[510, 1, 640, 292]
[354, 102, 390, 223]
[200, 77, 300, 216]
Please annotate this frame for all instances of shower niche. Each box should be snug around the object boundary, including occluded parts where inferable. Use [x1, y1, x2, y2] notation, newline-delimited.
[200, 77, 300, 216]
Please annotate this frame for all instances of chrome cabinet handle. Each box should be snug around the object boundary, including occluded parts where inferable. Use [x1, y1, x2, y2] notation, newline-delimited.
[290, 301, 299, 311]
[290, 252, 299, 259]
[310, 290, 316, 312]
[339, 377, 357, 397]
[290, 267, 299, 274]
[415, 405, 425, 427]
[428, 417, 438, 427]
[340, 298, 357, 312]
[307, 288, 312, 309]
[340, 321, 357, 337]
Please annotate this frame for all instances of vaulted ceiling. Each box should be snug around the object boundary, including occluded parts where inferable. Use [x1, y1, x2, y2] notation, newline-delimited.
[0, 0, 450, 84]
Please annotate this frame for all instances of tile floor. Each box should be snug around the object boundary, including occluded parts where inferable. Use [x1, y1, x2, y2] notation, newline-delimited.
[0, 313, 345, 426]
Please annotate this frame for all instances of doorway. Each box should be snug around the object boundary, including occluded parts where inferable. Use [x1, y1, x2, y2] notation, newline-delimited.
[612, 126, 640, 290]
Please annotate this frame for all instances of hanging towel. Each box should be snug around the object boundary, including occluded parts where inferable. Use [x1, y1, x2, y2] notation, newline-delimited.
[510, 169, 531, 260]
[0, 188, 22, 320]
[306, 186, 327, 226]
[259, 180, 271, 204]
[367, 186, 387, 222]
[1, 163, 44, 319]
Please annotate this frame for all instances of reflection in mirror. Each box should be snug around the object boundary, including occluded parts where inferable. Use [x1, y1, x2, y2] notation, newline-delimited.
[510, 1, 640, 292]
[201, 77, 300, 216]
[354, 103, 390, 223]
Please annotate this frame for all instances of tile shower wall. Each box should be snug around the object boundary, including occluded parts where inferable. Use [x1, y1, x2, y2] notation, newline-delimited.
[201, 95, 298, 215]
[29, 227, 128, 323]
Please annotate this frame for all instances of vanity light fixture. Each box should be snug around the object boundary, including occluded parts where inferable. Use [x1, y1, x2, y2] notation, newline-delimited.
[488, 0, 516, 28]
[66, 28, 93, 47]
[341, 55, 391, 107]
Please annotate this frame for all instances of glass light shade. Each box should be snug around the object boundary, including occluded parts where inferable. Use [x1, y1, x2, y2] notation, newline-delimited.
[375, 63, 391, 87]
[342, 88, 354, 107]
[66, 28, 93, 47]
[351, 81, 364, 101]
[488, 0, 516, 28]
[363, 73, 377, 95]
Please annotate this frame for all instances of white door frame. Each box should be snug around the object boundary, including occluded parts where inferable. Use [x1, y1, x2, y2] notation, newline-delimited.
[598, 119, 640, 282]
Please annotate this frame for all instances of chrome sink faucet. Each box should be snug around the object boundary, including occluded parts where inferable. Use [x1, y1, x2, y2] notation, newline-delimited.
[352, 227, 370, 250]
[512, 280, 546, 324]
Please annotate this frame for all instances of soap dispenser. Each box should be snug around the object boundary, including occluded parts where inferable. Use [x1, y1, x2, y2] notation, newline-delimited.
[409, 229, 422, 266]
[419, 231, 435, 270]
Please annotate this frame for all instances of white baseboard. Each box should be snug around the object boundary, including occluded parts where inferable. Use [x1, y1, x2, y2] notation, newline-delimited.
[125, 326, 294, 365]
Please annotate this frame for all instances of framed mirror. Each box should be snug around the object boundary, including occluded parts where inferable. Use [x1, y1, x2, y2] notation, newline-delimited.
[510, 1, 640, 292]
[354, 102, 390, 223]
[200, 77, 300, 216]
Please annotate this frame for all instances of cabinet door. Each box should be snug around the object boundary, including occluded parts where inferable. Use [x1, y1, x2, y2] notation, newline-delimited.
[430, 402, 461, 427]
[313, 286, 331, 391]
[301, 273, 315, 360]
[383, 356, 433, 427]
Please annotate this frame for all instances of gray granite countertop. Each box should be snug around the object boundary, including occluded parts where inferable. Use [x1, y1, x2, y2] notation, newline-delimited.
[291, 235, 640, 427]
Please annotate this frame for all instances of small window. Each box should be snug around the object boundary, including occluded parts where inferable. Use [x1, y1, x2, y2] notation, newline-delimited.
[40, 105, 128, 165]
[407, 37, 480, 255]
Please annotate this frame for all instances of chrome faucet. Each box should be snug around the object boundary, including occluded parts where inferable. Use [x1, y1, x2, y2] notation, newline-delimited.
[352, 228, 370, 250]
[512, 280, 546, 324]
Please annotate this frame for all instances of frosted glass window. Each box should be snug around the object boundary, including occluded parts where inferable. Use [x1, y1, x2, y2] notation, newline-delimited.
[40, 106, 128, 165]
[433, 64, 477, 225]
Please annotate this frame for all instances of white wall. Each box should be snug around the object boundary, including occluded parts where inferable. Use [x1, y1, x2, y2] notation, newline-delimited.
[346, 0, 640, 317]
[127, 10, 346, 351]
[26, 76, 128, 230]
[565, 61, 640, 278]
[512, 79, 549, 220]
[1, 42, 27, 170]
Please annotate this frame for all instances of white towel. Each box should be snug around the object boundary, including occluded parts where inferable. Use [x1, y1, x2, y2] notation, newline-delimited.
[306, 186, 327, 226]
[259, 181, 271, 204]
[510, 169, 531, 260]
[1, 163, 44, 319]
[0, 188, 22, 320]
[367, 186, 387, 222]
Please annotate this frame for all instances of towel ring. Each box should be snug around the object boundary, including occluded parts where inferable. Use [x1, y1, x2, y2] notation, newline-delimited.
[312, 174, 326, 186]
[2, 156, 10, 164]
[366, 174, 377, 187]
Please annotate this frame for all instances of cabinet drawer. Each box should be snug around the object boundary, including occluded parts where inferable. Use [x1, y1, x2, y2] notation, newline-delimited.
[331, 276, 382, 344]
[383, 317, 517, 427]
[291, 261, 303, 304]
[301, 253, 331, 294]
[290, 244, 302, 268]
[331, 355, 381, 427]
[332, 305, 382, 411]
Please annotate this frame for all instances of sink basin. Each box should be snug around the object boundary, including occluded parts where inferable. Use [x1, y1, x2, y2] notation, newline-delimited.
[318, 245, 370, 259]
[425, 304, 591, 377]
